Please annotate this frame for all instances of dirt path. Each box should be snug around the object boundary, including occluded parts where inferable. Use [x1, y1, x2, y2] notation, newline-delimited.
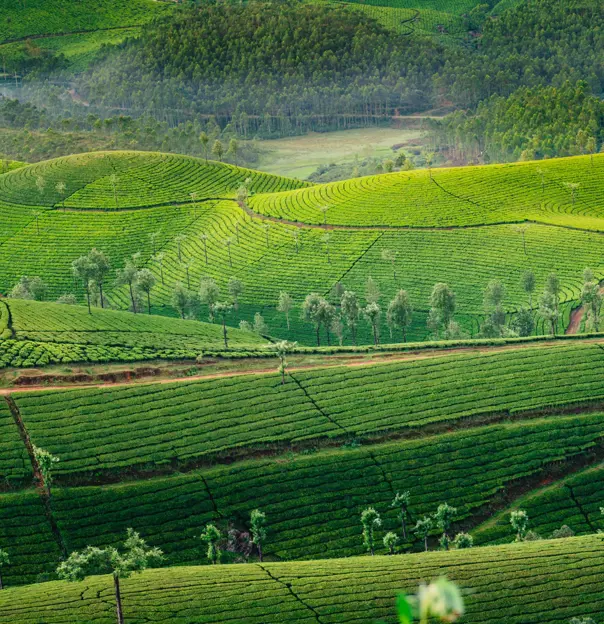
[1, 337, 602, 396]
[565, 285, 604, 335]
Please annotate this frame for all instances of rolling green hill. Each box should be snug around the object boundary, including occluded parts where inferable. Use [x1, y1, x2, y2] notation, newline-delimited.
[0, 152, 601, 344]
[0, 536, 602, 623]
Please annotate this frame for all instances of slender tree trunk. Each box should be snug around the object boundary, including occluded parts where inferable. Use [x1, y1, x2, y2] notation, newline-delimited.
[281, 361, 285, 385]
[129, 283, 137, 314]
[402, 327, 407, 343]
[147, 292, 151, 315]
[99, 282, 104, 309]
[286, 312, 290, 330]
[85, 285, 91, 315]
[222, 318, 228, 349]
[352, 324, 357, 346]
[373, 322, 378, 345]
[401, 515, 407, 540]
[204, 241, 208, 265]
[258, 542, 263, 562]
[316, 323, 321, 347]
[114, 575, 124, 624]
[424, 536, 428, 552]
[0, 571, 3, 590]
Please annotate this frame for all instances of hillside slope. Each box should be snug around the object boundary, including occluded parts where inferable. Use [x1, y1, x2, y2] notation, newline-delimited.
[0, 536, 602, 623]
[0, 153, 601, 346]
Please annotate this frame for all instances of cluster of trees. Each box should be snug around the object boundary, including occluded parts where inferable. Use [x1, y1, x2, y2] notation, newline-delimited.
[0, 95, 261, 165]
[360, 494, 473, 557]
[427, 83, 602, 164]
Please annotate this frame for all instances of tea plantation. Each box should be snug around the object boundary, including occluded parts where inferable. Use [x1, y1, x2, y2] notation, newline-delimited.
[0, 153, 602, 345]
[1, 150, 604, 622]
[0, 537, 602, 623]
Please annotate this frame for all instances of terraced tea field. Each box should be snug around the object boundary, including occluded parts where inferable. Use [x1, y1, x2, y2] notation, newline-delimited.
[0, 152, 602, 345]
[0, 299, 265, 368]
[2, 337, 604, 586]
[0, 536, 602, 623]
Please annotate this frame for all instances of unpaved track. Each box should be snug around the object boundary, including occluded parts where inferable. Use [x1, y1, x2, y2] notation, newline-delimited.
[1, 337, 602, 396]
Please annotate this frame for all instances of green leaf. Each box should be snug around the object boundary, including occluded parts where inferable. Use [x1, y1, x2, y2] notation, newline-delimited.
[396, 594, 414, 624]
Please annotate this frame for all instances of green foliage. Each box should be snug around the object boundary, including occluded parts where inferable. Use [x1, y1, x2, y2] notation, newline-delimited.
[200, 524, 222, 565]
[361, 507, 382, 555]
[510, 510, 529, 542]
[250, 509, 268, 562]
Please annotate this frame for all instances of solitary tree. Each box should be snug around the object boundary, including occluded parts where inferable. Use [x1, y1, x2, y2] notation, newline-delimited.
[227, 138, 238, 163]
[291, 228, 300, 254]
[341, 290, 360, 345]
[116, 259, 140, 313]
[55, 181, 67, 210]
[413, 516, 433, 552]
[212, 140, 224, 162]
[564, 182, 580, 207]
[521, 270, 536, 308]
[0, 549, 9, 590]
[453, 533, 473, 549]
[513, 224, 529, 255]
[172, 282, 190, 319]
[58, 530, 162, 624]
[200, 524, 222, 564]
[228, 277, 243, 310]
[581, 268, 602, 331]
[72, 255, 96, 314]
[322, 233, 331, 264]
[154, 252, 165, 285]
[381, 249, 398, 280]
[510, 510, 529, 542]
[361, 507, 381, 556]
[109, 173, 119, 209]
[88, 248, 111, 309]
[434, 503, 457, 551]
[250, 509, 268, 562]
[539, 290, 559, 335]
[425, 151, 435, 178]
[387, 290, 413, 342]
[365, 276, 380, 304]
[383, 532, 398, 555]
[301, 293, 324, 346]
[331, 315, 344, 346]
[481, 279, 506, 338]
[174, 234, 187, 263]
[213, 302, 233, 348]
[364, 302, 381, 345]
[136, 269, 156, 314]
[149, 231, 160, 255]
[277, 291, 293, 330]
[586, 137, 597, 166]
[223, 237, 234, 268]
[200, 233, 209, 265]
[33, 445, 59, 500]
[199, 132, 210, 162]
[200, 278, 220, 320]
[391, 491, 411, 540]
[253, 312, 268, 335]
[427, 283, 456, 339]
[316, 299, 336, 345]
[319, 205, 329, 225]
[272, 340, 298, 385]
[35, 175, 45, 198]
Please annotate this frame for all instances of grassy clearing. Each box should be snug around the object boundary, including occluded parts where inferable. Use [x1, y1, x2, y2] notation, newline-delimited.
[257, 126, 423, 179]
[0, 534, 602, 622]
